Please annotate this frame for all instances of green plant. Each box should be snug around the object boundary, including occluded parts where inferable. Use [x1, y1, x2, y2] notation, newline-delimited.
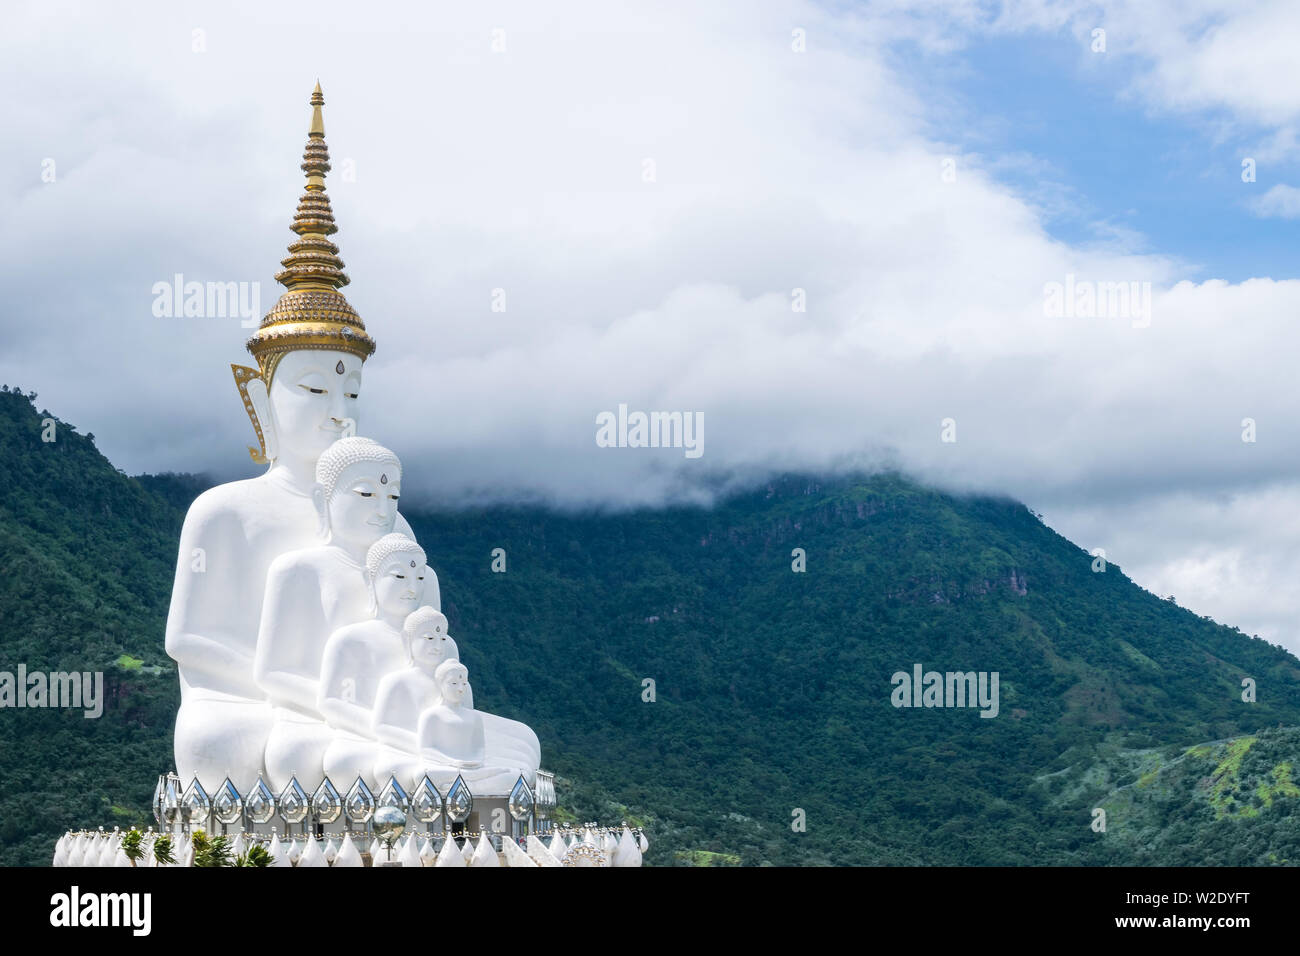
[191, 830, 233, 868]
[152, 834, 176, 866]
[120, 828, 143, 867]
[236, 843, 271, 867]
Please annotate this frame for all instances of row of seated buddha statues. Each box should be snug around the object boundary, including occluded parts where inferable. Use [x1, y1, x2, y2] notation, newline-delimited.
[165, 85, 538, 798]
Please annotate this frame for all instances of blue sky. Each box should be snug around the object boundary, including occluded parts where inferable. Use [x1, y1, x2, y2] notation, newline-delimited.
[889, 27, 1298, 282]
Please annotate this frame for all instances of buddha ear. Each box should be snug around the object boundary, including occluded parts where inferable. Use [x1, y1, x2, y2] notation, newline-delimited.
[311, 483, 329, 538]
[245, 375, 278, 462]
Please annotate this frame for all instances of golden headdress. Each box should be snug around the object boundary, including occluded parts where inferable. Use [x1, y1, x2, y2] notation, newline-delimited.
[233, 82, 377, 463]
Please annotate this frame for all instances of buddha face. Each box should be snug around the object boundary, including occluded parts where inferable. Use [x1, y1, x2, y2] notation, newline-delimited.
[324, 460, 400, 551]
[411, 618, 454, 669]
[439, 666, 470, 706]
[267, 350, 363, 465]
[373, 553, 425, 619]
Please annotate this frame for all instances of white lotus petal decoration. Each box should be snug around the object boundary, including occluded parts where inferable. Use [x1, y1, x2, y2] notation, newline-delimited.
[435, 836, 467, 868]
[502, 836, 538, 867]
[527, 834, 562, 867]
[469, 832, 499, 867]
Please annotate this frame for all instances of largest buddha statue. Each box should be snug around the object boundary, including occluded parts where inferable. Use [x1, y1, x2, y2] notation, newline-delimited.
[164, 85, 431, 794]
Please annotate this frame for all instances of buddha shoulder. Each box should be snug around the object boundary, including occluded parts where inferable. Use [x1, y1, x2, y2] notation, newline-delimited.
[181, 477, 299, 533]
[265, 544, 348, 581]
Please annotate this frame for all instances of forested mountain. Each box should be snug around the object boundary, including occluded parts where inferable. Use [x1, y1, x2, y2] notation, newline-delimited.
[2, 386, 1298, 865]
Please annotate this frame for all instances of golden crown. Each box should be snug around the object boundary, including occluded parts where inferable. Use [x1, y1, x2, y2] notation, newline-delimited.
[245, 82, 377, 385]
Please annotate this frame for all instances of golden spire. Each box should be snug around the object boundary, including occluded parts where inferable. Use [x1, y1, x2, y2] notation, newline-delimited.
[244, 82, 377, 386]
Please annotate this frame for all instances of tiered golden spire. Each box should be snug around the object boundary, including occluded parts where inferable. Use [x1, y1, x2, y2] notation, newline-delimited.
[244, 82, 377, 385]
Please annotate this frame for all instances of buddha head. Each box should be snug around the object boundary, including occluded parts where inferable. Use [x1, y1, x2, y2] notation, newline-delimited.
[365, 533, 427, 619]
[434, 659, 471, 708]
[312, 437, 401, 553]
[403, 607, 458, 670]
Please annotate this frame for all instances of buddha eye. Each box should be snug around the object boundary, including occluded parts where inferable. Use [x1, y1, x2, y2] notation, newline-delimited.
[395, 574, 405, 579]
[345, 392, 359, 400]
[299, 385, 327, 395]
[355, 490, 374, 498]
[389, 493, 400, 501]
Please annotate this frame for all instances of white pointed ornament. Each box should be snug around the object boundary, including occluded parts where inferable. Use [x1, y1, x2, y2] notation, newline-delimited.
[332, 832, 363, 867]
[66, 833, 85, 867]
[268, 832, 292, 867]
[92, 831, 111, 866]
[297, 836, 327, 867]
[419, 838, 436, 866]
[231, 831, 248, 859]
[324, 837, 338, 865]
[469, 832, 499, 867]
[114, 846, 133, 867]
[435, 835, 467, 868]
[287, 838, 302, 864]
[548, 830, 566, 858]
[502, 836, 538, 867]
[639, 830, 649, 852]
[614, 827, 641, 867]
[398, 834, 422, 867]
[103, 830, 123, 867]
[527, 834, 562, 867]
[53, 832, 70, 866]
[460, 835, 475, 862]
[367, 836, 380, 860]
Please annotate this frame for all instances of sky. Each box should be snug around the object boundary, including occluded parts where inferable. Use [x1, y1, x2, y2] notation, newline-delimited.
[4, 0, 1300, 654]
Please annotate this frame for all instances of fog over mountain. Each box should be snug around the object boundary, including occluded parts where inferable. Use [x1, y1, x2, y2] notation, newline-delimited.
[3, 0, 1300, 652]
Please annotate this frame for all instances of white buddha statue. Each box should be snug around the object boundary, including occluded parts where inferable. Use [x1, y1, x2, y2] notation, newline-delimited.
[369, 606, 540, 791]
[255, 436, 416, 790]
[414, 662, 528, 794]
[371, 607, 460, 785]
[319, 533, 428, 786]
[165, 85, 440, 794]
[417, 661, 485, 769]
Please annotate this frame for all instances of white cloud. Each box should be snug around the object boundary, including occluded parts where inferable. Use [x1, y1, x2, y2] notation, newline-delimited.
[1248, 183, 1300, 218]
[1044, 482, 1300, 651]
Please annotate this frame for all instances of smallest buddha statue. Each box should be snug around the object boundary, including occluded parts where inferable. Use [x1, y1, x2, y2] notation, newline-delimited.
[416, 661, 486, 772]
[415, 660, 528, 794]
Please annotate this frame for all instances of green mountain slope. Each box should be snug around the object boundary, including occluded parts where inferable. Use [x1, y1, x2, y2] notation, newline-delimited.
[1042, 727, 1300, 865]
[1, 387, 1298, 865]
